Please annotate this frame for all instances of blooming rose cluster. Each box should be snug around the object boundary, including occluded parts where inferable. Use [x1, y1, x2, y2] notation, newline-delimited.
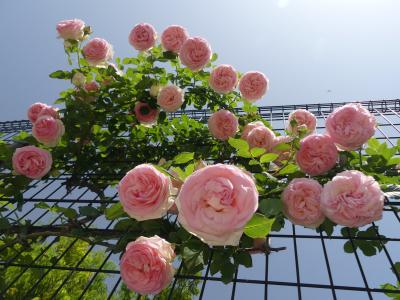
[241, 121, 276, 151]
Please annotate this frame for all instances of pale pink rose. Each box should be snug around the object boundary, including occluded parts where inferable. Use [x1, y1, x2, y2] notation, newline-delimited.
[129, 23, 157, 51]
[239, 71, 269, 102]
[287, 109, 317, 135]
[84, 81, 99, 92]
[241, 121, 265, 140]
[176, 164, 258, 246]
[12, 146, 52, 179]
[321, 170, 384, 227]
[118, 164, 174, 221]
[209, 65, 238, 94]
[157, 85, 184, 112]
[282, 178, 325, 228]
[246, 126, 276, 150]
[161, 25, 189, 53]
[149, 84, 162, 97]
[120, 235, 175, 295]
[134, 102, 159, 125]
[82, 38, 113, 66]
[296, 134, 338, 176]
[326, 103, 376, 150]
[56, 19, 85, 40]
[179, 37, 212, 71]
[37, 106, 59, 120]
[28, 103, 58, 123]
[32, 115, 65, 147]
[208, 110, 238, 141]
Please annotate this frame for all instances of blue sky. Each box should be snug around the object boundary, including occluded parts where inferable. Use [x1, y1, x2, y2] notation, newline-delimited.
[1, 0, 399, 120]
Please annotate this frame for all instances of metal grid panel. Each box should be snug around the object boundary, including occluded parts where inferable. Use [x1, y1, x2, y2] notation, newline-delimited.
[0, 99, 399, 300]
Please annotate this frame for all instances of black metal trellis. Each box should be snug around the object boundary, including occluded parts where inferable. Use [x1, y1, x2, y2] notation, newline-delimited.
[1, 99, 400, 300]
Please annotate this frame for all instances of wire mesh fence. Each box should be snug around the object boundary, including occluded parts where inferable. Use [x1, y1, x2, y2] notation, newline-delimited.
[1, 99, 400, 300]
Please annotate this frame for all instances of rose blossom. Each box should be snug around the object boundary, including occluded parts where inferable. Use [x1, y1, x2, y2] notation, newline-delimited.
[82, 38, 113, 66]
[120, 235, 175, 295]
[241, 121, 265, 140]
[56, 19, 85, 40]
[208, 110, 238, 141]
[326, 103, 376, 150]
[209, 65, 238, 94]
[161, 25, 189, 53]
[296, 134, 338, 176]
[71, 72, 86, 87]
[282, 178, 325, 228]
[134, 102, 159, 125]
[32, 115, 65, 147]
[176, 164, 258, 246]
[321, 170, 384, 227]
[118, 164, 173, 221]
[179, 37, 212, 71]
[12, 146, 52, 179]
[27, 103, 58, 123]
[239, 71, 269, 102]
[157, 85, 184, 112]
[287, 109, 317, 136]
[149, 84, 162, 97]
[84, 81, 99, 92]
[129, 23, 157, 51]
[246, 126, 276, 150]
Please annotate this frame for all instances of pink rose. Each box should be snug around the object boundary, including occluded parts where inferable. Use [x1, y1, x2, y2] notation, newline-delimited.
[82, 38, 113, 66]
[157, 85, 184, 112]
[239, 71, 269, 102]
[209, 65, 238, 94]
[246, 126, 276, 150]
[84, 81, 99, 92]
[27, 103, 58, 123]
[161, 25, 189, 53]
[326, 103, 376, 150]
[32, 115, 65, 147]
[208, 110, 238, 141]
[179, 37, 212, 71]
[120, 235, 175, 295]
[321, 170, 384, 227]
[12, 146, 52, 179]
[282, 178, 325, 228]
[118, 164, 173, 221]
[241, 121, 265, 140]
[296, 134, 338, 176]
[176, 164, 258, 246]
[129, 23, 157, 51]
[56, 19, 85, 40]
[287, 109, 317, 135]
[134, 102, 159, 125]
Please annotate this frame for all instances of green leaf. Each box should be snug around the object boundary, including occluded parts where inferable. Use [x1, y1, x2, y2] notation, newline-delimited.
[273, 143, 291, 151]
[220, 261, 235, 284]
[367, 138, 380, 150]
[387, 157, 400, 166]
[244, 213, 275, 238]
[182, 247, 204, 274]
[260, 153, 279, 163]
[56, 207, 78, 219]
[343, 241, 354, 253]
[49, 70, 71, 79]
[0, 217, 11, 230]
[228, 138, 249, 152]
[233, 251, 252, 268]
[173, 152, 195, 164]
[259, 198, 283, 217]
[79, 206, 99, 217]
[250, 147, 266, 157]
[249, 159, 259, 166]
[237, 149, 252, 158]
[105, 203, 126, 220]
[278, 164, 299, 175]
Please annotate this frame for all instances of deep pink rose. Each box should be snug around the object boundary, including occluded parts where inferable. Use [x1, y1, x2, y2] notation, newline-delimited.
[179, 37, 212, 71]
[241, 121, 265, 140]
[161, 25, 189, 53]
[239, 71, 269, 102]
[246, 126, 276, 150]
[32, 115, 65, 147]
[82, 38, 113, 66]
[208, 110, 238, 141]
[134, 102, 159, 125]
[27, 103, 58, 123]
[209, 65, 238, 94]
[84, 81, 99, 92]
[120, 235, 175, 295]
[56, 19, 85, 40]
[282, 178, 325, 228]
[129, 23, 157, 51]
[321, 170, 384, 227]
[326, 103, 376, 150]
[12, 146, 52, 179]
[176, 164, 258, 246]
[118, 164, 173, 221]
[296, 134, 338, 176]
[287, 109, 317, 135]
[157, 85, 184, 112]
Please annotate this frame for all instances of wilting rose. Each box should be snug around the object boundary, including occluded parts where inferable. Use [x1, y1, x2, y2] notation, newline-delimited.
[82, 38, 113, 66]
[239, 71, 269, 102]
[287, 109, 317, 136]
[209, 65, 238, 94]
[282, 178, 325, 228]
[161, 25, 189, 53]
[56, 19, 85, 40]
[32, 115, 65, 147]
[179, 37, 212, 71]
[129, 23, 157, 51]
[12, 146, 52, 179]
[157, 85, 184, 112]
[321, 170, 384, 227]
[120, 235, 175, 295]
[118, 164, 173, 221]
[296, 134, 338, 176]
[134, 102, 159, 125]
[208, 110, 238, 140]
[326, 103, 376, 150]
[176, 164, 258, 246]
